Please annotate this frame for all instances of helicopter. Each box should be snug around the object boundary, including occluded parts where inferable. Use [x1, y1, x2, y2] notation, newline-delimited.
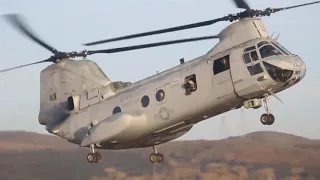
[1, 0, 318, 164]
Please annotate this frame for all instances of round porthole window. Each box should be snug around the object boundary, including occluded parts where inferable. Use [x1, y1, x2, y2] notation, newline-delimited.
[156, 89, 165, 102]
[141, 95, 150, 108]
[113, 106, 121, 114]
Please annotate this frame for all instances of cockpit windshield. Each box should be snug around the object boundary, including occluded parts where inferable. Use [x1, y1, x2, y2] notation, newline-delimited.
[242, 41, 291, 65]
[258, 41, 283, 58]
[275, 42, 292, 55]
[263, 61, 293, 83]
[270, 42, 289, 55]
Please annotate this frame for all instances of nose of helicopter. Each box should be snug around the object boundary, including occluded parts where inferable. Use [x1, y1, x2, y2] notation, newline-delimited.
[291, 56, 306, 83]
[262, 55, 306, 85]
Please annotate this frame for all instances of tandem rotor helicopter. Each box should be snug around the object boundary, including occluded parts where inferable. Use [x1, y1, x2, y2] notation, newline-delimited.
[1, 0, 318, 164]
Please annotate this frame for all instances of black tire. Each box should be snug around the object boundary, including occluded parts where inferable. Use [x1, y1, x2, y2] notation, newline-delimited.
[95, 152, 101, 161]
[268, 114, 275, 125]
[260, 113, 270, 125]
[87, 153, 96, 163]
[150, 153, 157, 163]
[157, 153, 164, 163]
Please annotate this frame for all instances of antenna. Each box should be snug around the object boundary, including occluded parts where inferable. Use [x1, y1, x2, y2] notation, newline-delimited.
[274, 33, 280, 41]
[269, 32, 275, 39]
[180, 58, 185, 64]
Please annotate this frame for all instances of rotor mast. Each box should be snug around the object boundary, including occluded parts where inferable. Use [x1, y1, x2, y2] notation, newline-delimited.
[209, 17, 268, 55]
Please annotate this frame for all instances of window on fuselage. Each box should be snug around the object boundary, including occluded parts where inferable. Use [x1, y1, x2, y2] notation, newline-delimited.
[242, 46, 259, 64]
[113, 106, 121, 114]
[247, 63, 264, 76]
[242, 45, 264, 76]
[213, 55, 230, 75]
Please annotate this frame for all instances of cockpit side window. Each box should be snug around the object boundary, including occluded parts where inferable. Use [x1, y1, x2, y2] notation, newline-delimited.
[259, 44, 282, 58]
[271, 42, 289, 55]
[242, 46, 259, 64]
[244, 46, 255, 52]
[250, 51, 259, 61]
[247, 63, 264, 76]
[243, 53, 251, 64]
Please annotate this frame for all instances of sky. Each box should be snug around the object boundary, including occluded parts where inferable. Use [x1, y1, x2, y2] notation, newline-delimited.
[0, 0, 319, 140]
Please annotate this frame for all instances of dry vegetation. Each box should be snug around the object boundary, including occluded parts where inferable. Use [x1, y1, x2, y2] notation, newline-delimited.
[0, 131, 319, 180]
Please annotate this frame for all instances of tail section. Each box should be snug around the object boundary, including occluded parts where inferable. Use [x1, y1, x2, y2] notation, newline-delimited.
[38, 59, 111, 126]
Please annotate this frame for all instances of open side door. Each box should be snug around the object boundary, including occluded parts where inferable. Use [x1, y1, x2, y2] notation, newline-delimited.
[230, 46, 265, 98]
[211, 54, 235, 99]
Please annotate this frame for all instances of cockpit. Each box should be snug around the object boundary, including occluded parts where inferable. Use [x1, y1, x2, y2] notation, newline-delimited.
[243, 41, 292, 63]
[242, 40, 298, 83]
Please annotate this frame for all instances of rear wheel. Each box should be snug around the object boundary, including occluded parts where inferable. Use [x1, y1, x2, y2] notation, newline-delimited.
[149, 153, 164, 163]
[87, 153, 96, 163]
[95, 152, 101, 161]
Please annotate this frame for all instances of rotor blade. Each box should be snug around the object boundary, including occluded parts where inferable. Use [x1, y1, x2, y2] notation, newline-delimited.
[234, 0, 251, 10]
[272, 1, 320, 13]
[3, 14, 58, 53]
[83, 17, 228, 46]
[0, 57, 54, 73]
[88, 35, 219, 54]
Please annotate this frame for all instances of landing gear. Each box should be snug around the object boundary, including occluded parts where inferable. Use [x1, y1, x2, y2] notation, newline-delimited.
[149, 146, 164, 164]
[87, 144, 101, 163]
[260, 113, 275, 125]
[260, 95, 275, 125]
[87, 152, 101, 163]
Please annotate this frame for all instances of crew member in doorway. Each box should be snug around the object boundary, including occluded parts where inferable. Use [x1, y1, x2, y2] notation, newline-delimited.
[185, 77, 196, 95]
[222, 57, 230, 70]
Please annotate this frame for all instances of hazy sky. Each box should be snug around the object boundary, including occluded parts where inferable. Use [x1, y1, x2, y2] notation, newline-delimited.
[0, 0, 319, 140]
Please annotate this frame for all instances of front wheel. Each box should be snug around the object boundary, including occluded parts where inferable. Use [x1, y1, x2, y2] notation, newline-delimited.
[268, 114, 275, 125]
[260, 113, 270, 125]
[260, 113, 275, 125]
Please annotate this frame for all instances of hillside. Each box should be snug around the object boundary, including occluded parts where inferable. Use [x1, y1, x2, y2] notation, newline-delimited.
[0, 130, 319, 180]
[0, 131, 77, 151]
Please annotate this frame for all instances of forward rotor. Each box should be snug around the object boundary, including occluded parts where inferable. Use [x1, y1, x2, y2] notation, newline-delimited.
[83, 0, 320, 46]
